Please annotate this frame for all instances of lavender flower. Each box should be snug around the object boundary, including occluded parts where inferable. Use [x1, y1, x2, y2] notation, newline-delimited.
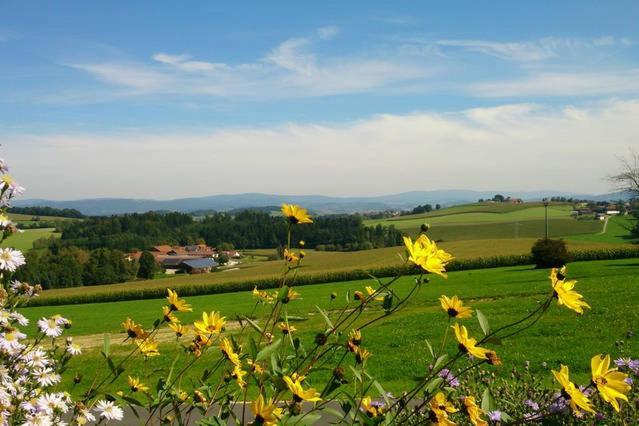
[525, 399, 540, 411]
[438, 368, 460, 388]
[487, 410, 502, 422]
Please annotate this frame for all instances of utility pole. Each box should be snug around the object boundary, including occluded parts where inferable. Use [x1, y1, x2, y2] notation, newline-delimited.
[543, 198, 549, 240]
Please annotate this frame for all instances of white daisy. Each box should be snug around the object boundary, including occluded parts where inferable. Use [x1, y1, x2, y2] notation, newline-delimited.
[10, 311, 29, 326]
[36, 392, 68, 414]
[0, 248, 25, 272]
[0, 214, 11, 228]
[75, 408, 96, 425]
[37, 318, 62, 338]
[32, 368, 61, 387]
[25, 348, 50, 368]
[66, 342, 81, 356]
[94, 400, 124, 421]
[0, 158, 8, 173]
[22, 411, 53, 426]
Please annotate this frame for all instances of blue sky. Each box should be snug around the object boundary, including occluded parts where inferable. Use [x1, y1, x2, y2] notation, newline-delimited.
[2, 1, 639, 199]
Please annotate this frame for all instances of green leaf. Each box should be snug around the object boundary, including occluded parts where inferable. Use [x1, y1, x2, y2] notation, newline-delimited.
[316, 306, 334, 330]
[349, 366, 362, 382]
[241, 315, 263, 334]
[433, 354, 448, 370]
[481, 388, 496, 412]
[425, 377, 444, 393]
[476, 309, 490, 336]
[102, 334, 110, 358]
[278, 285, 289, 302]
[425, 339, 435, 359]
[256, 338, 282, 362]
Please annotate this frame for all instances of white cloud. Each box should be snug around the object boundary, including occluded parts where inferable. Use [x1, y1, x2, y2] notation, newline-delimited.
[317, 26, 339, 40]
[7, 99, 638, 199]
[68, 62, 171, 92]
[152, 52, 228, 72]
[470, 69, 639, 97]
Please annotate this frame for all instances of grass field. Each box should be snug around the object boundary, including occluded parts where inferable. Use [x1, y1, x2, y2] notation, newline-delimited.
[32, 238, 631, 303]
[21, 257, 639, 395]
[8, 212, 75, 222]
[364, 203, 608, 241]
[567, 215, 638, 244]
[0, 227, 59, 251]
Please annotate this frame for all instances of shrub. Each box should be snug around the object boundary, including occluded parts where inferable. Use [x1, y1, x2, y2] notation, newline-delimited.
[531, 238, 570, 268]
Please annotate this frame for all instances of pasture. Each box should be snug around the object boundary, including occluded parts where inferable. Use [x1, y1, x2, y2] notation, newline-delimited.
[364, 203, 605, 241]
[22, 257, 639, 395]
[0, 227, 59, 252]
[31, 237, 631, 304]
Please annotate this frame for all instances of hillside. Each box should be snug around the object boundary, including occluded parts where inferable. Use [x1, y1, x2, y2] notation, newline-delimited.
[14, 190, 630, 216]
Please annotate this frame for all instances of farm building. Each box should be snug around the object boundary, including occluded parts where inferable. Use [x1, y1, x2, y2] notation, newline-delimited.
[160, 256, 219, 274]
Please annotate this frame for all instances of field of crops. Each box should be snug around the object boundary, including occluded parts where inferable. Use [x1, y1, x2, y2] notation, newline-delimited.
[21, 257, 639, 395]
[32, 238, 632, 303]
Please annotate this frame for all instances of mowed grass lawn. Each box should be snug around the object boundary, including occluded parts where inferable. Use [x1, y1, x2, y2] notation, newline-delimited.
[567, 215, 638, 244]
[21, 258, 639, 395]
[33, 238, 630, 302]
[0, 227, 59, 252]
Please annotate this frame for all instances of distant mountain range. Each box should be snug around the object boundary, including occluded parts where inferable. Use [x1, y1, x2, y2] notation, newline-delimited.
[13, 190, 632, 216]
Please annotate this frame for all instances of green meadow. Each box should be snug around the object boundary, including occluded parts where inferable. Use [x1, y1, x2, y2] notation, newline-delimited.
[32, 237, 629, 304]
[0, 227, 59, 252]
[364, 203, 605, 241]
[22, 258, 639, 395]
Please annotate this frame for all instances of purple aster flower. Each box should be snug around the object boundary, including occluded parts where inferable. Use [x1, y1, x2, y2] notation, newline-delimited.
[524, 399, 540, 411]
[487, 410, 502, 422]
[624, 377, 633, 386]
[438, 368, 460, 388]
[595, 412, 606, 421]
[549, 394, 569, 415]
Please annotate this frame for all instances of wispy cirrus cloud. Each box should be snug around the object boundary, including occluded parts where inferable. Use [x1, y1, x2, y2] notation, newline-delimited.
[67, 26, 427, 100]
[470, 69, 639, 98]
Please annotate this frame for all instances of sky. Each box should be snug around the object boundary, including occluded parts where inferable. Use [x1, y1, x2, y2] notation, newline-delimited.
[2, 1, 639, 200]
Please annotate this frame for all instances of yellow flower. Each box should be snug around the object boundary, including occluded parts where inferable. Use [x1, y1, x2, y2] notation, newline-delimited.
[168, 322, 189, 337]
[549, 267, 590, 314]
[347, 329, 362, 352]
[355, 347, 371, 364]
[247, 359, 265, 375]
[439, 295, 472, 319]
[281, 288, 300, 304]
[277, 322, 296, 335]
[463, 396, 487, 426]
[452, 323, 492, 360]
[283, 374, 321, 402]
[231, 365, 247, 388]
[136, 339, 160, 357]
[252, 286, 275, 304]
[429, 392, 458, 425]
[128, 376, 149, 393]
[251, 394, 283, 426]
[121, 318, 148, 340]
[162, 306, 179, 323]
[166, 289, 192, 312]
[403, 235, 453, 278]
[220, 337, 241, 366]
[591, 354, 631, 412]
[552, 365, 595, 414]
[365, 286, 384, 302]
[281, 204, 313, 224]
[360, 396, 385, 418]
[194, 311, 226, 336]
[283, 248, 300, 263]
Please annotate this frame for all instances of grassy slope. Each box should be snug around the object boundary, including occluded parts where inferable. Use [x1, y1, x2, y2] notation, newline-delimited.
[567, 215, 638, 244]
[33, 238, 629, 302]
[364, 203, 605, 241]
[8, 213, 74, 222]
[22, 258, 639, 394]
[0, 228, 59, 252]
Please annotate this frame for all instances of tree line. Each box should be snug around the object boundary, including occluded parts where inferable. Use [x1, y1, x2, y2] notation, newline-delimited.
[8, 206, 85, 218]
[51, 210, 404, 252]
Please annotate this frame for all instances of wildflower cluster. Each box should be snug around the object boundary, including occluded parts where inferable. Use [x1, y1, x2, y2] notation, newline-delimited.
[0, 159, 123, 425]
